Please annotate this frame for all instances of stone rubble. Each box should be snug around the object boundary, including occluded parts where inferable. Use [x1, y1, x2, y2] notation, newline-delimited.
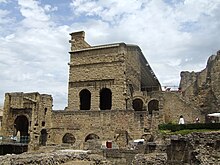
[0, 150, 111, 165]
[131, 153, 167, 165]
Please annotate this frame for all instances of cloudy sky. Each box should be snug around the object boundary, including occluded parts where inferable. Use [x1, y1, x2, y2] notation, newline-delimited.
[0, 0, 220, 109]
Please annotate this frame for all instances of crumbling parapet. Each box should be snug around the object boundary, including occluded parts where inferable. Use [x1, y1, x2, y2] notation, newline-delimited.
[69, 31, 91, 51]
[179, 50, 220, 117]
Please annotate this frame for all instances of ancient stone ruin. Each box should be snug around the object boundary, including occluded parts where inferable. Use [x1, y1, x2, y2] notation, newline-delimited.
[0, 31, 219, 164]
[179, 50, 220, 119]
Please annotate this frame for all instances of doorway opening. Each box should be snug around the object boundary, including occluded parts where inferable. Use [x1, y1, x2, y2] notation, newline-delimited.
[14, 115, 29, 143]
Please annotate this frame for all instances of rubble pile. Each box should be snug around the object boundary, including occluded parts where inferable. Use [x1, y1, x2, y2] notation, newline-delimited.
[0, 150, 110, 165]
[131, 153, 167, 165]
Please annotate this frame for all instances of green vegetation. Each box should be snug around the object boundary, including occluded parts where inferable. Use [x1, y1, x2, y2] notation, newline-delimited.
[158, 123, 220, 135]
[159, 129, 217, 135]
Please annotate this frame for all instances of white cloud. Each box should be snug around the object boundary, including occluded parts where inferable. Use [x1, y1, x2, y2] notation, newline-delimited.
[70, 0, 103, 16]
[0, 0, 70, 109]
[70, 0, 145, 23]
[18, 0, 53, 28]
[174, 0, 220, 22]
[0, 0, 7, 3]
[0, 9, 16, 35]
[0, 26, 70, 109]
[0, 9, 10, 24]
[44, 4, 58, 12]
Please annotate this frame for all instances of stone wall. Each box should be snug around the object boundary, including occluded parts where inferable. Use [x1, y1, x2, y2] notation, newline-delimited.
[1, 92, 53, 150]
[126, 46, 141, 91]
[148, 91, 201, 124]
[104, 147, 145, 165]
[179, 50, 220, 116]
[68, 44, 127, 111]
[48, 110, 158, 149]
[130, 132, 220, 165]
[0, 107, 3, 134]
[162, 92, 201, 123]
[166, 132, 220, 164]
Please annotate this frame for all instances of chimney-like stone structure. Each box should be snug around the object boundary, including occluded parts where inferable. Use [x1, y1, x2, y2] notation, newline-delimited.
[69, 31, 91, 51]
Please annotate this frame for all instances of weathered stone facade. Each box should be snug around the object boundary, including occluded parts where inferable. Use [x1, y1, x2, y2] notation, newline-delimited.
[49, 31, 163, 149]
[2, 31, 218, 151]
[179, 50, 220, 121]
[0, 107, 3, 134]
[67, 31, 161, 111]
[2, 92, 53, 150]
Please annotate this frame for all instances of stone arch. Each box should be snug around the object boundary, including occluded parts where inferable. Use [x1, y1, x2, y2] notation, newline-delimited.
[39, 129, 47, 146]
[148, 99, 159, 115]
[100, 88, 112, 110]
[132, 98, 144, 111]
[79, 89, 91, 110]
[85, 133, 100, 142]
[14, 115, 29, 143]
[62, 133, 76, 144]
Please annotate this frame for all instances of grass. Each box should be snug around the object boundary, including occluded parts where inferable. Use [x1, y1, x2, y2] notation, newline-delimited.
[159, 129, 219, 135]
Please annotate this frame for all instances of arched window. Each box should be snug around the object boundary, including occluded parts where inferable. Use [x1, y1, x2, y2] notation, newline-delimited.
[85, 133, 100, 142]
[148, 99, 159, 115]
[100, 88, 112, 110]
[80, 89, 91, 110]
[62, 133, 76, 144]
[132, 98, 144, 111]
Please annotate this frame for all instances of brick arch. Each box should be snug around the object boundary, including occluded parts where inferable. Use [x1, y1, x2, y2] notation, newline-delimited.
[79, 89, 91, 110]
[132, 98, 145, 111]
[62, 133, 76, 144]
[85, 133, 100, 142]
[147, 99, 159, 115]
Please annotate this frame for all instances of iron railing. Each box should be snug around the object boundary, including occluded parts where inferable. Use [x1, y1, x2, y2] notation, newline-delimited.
[0, 136, 29, 144]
